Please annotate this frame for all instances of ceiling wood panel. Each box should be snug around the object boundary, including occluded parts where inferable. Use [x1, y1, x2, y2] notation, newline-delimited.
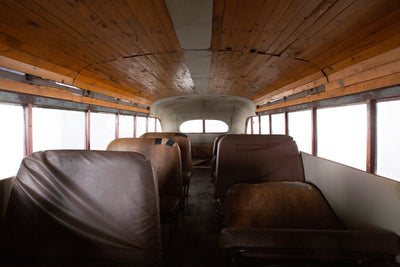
[253, 3, 400, 99]
[266, 0, 327, 55]
[1, 0, 400, 106]
[257, 46, 400, 112]
[312, 9, 400, 71]
[294, 0, 400, 61]
[259, 0, 310, 53]
[0, 1, 97, 68]
[241, 0, 280, 54]
[0, 0, 193, 105]
[209, 0, 400, 102]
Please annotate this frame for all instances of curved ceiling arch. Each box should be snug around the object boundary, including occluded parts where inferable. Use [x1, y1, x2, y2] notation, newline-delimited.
[151, 94, 256, 134]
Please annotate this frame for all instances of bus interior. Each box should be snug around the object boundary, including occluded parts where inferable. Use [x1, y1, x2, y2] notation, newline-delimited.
[0, 0, 400, 266]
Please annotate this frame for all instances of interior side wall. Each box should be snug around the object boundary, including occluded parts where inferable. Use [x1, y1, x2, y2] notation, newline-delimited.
[302, 152, 400, 236]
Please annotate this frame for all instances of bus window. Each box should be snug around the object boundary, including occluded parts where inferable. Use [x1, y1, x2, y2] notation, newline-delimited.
[0, 103, 24, 179]
[271, 113, 285, 134]
[252, 116, 260, 134]
[156, 119, 162, 132]
[90, 112, 116, 150]
[180, 120, 202, 133]
[136, 116, 147, 137]
[205, 120, 228, 133]
[260, 115, 270, 134]
[33, 107, 85, 151]
[148, 117, 156, 133]
[288, 110, 312, 154]
[119, 115, 134, 138]
[317, 104, 367, 171]
[377, 100, 400, 181]
[246, 117, 252, 134]
[246, 116, 258, 134]
[180, 119, 228, 133]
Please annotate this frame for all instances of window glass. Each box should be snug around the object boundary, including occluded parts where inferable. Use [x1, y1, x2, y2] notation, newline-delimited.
[252, 116, 260, 134]
[136, 116, 147, 137]
[0, 103, 24, 178]
[119, 115, 134, 138]
[205, 120, 228, 133]
[260, 115, 270, 134]
[90, 112, 116, 150]
[156, 119, 162, 132]
[148, 117, 156, 133]
[33, 107, 85, 151]
[288, 110, 312, 153]
[180, 120, 203, 133]
[317, 104, 367, 170]
[271, 113, 285, 134]
[246, 117, 252, 134]
[376, 100, 400, 181]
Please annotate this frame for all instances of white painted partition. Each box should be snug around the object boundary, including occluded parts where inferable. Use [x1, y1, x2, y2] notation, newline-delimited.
[302, 152, 400, 236]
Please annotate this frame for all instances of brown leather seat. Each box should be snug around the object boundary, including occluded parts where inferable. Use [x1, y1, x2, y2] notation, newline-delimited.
[141, 132, 192, 198]
[221, 181, 400, 265]
[215, 134, 304, 205]
[107, 138, 183, 227]
[212, 134, 227, 159]
[0, 176, 14, 219]
[2, 150, 162, 266]
[224, 182, 343, 229]
[210, 134, 226, 184]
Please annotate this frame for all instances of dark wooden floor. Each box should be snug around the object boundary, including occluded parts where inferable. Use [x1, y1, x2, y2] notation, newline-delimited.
[164, 166, 223, 266]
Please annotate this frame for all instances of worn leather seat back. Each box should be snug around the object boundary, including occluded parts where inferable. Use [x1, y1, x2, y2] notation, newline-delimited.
[141, 132, 192, 181]
[210, 134, 226, 184]
[212, 134, 226, 159]
[2, 150, 162, 266]
[107, 138, 183, 201]
[224, 181, 343, 229]
[0, 176, 14, 219]
[215, 135, 304, 203]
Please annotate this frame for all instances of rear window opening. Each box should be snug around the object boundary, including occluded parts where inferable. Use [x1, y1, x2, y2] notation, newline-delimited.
[180, 119, 228, 133]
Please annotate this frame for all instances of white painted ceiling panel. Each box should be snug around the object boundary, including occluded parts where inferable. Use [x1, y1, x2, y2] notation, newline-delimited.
[165, 0, 212, 94]
[183, 50, 211, 79]
[165, 0, 212, 49]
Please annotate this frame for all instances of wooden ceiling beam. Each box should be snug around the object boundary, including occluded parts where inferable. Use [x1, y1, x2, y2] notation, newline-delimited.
[257, 71, 400, 113]
[254, 31, 400, 105]
[256, 47, 400, 111]
[0, 50, 152, 107]
[0, 78, 150, 114]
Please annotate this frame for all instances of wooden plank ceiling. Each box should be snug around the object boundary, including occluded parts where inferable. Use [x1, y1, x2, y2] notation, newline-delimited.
[0, 0, 400, 107]
[0, 0, 194, 106]
[210, 0, 400, 105]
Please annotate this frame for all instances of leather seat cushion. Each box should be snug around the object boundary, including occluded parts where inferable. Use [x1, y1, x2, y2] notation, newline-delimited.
[225, 182, 344, 229]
